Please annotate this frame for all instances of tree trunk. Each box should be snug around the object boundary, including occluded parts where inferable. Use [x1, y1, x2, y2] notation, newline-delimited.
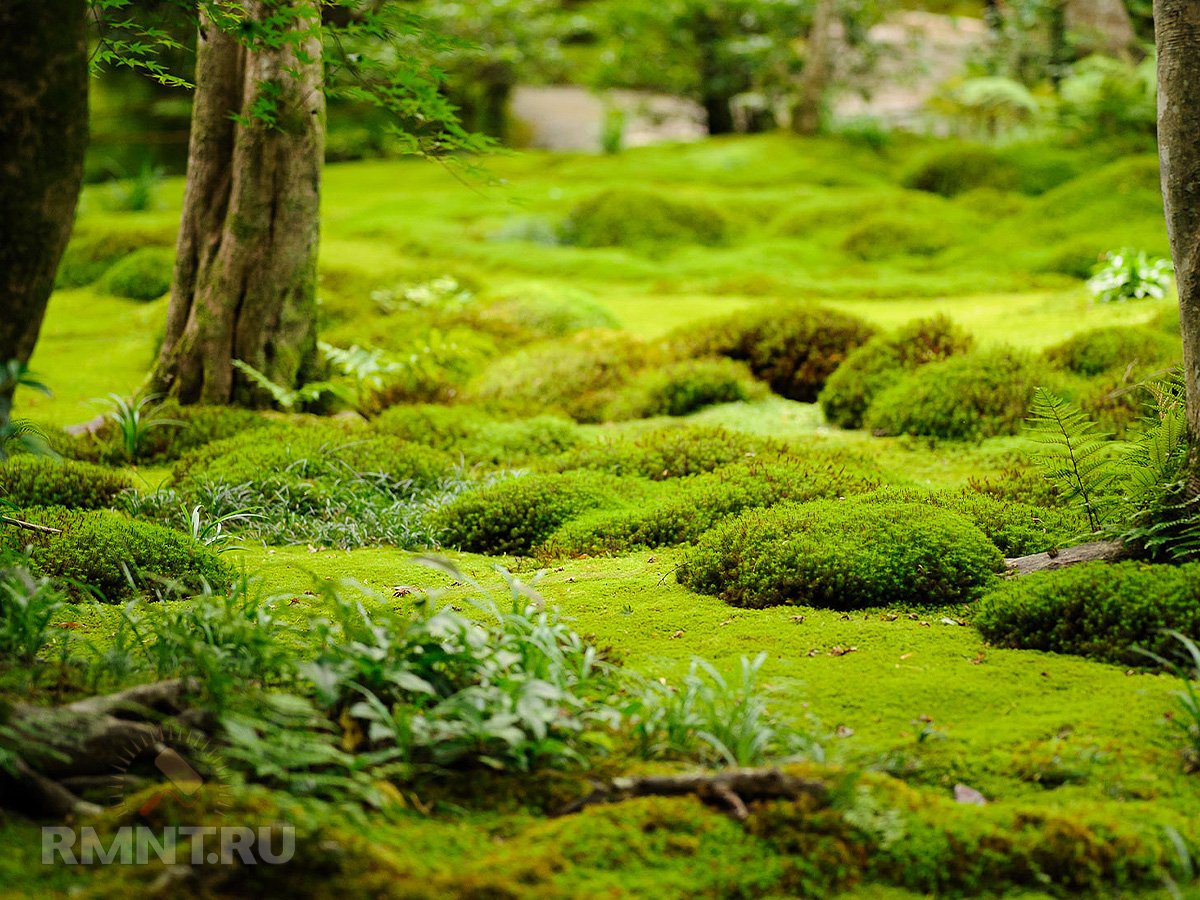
[1155, 1, 1200, 475]
[152, 1, 325, 407]
[1066, 0, 1139, 59]
[792, 0, 836, 136]
[0, 0, 88, 415]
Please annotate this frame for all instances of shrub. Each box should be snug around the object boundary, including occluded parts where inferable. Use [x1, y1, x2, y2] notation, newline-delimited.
[0, 456, 133, 509]
[542, 454, 882, 558]
[902, 146, 1018, 197]
[561, 188, 729, 249]
[678, 499, 1003, 610]
[673, 304, 875, 402]
[603, 358, 764, 420]
[841, 216, 954, 260]
[549, 426, 782, 480]
[373, 404, 582, 464]
[0, 508, 233, 601]
[975, 561, 1200, 666]
[1043, 325, 1178, 377]
[864, 348, 1051, 441]
[54, 230, 172, 290]
[97, 246, 175, 301]
[856, 487, 1085, 557]
[430, 471, 628, 555]
[819, 315, 974, 429]
[467, 330, 656, 421]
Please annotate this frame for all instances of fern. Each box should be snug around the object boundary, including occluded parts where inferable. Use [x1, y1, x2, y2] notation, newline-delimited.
[1025, 388, 1120, 532]
[1116, 371, 1200, 559]
[232, 359, 353, 412]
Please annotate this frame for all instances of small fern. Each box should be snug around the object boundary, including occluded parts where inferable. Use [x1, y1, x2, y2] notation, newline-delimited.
[232, 359, 353, 412]
[1026, 387, 1120, 532]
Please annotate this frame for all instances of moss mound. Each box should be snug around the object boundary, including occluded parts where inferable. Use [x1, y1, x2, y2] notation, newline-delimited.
[603, 358, 764, 420]
[0, 456, 132, 510]
[673, 304, 875, 402]
[819, 315, 974, 429]
[561, 188, 729, 249]
[97, 246, 175, 301]
[372, 404, 582, 465]
[0, 507, 233, 601]
[864, 348, 1051, 441]
[431, 471, 630, 555]
[1043, 325, 1179, 377]
[678, 499, 1003, 610]
[976, 561, 1200, 666]
[549, 426, 781, 481]
[542, 454, 882, 558]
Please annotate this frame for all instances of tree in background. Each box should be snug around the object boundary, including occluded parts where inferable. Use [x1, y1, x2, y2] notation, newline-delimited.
[1154, 0, 1200, 478]
[0, 0, 88, 422]
[132, 1, 488, 407]
[151, 1, 326, 406]
[593, 0, 810, 135]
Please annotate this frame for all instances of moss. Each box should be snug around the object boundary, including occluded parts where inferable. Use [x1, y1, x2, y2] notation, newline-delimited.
[671, 303, 876, 402]
[0, 456, 132, 509]
[0, 507, 233, 602]
[561, 188, 729, 250]
[678, 499, 1003, 610]
[865, 348, 1054, 442]
[372, 404, 583, 465]
[1043, 325, 1179, 377]
[602, 358, 765, 420]
[54, 229, 173, 290]
[96, 246, 175, 301]
[548, 426, 783, 481]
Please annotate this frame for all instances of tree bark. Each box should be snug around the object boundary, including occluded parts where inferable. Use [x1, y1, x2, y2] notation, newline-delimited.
[1154, 1, 1200, 477]
[0, 0, 88, 416]
[152, 1, 325, 407]
[1066, 0, 1139, 59]
[792, 0, 836, 136]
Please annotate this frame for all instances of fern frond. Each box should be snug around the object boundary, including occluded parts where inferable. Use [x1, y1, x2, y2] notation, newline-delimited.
[232, 359, 300, 411]
[1025, 388, 1120, 531]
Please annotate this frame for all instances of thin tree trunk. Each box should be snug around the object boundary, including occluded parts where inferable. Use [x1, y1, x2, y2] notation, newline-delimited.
[152, 1, 324, 407]
[792, 0, 836, 136]
[0, 0, 88, 414]
[1066, 0, 1138, 59]
[1154, 1, 1200, 480]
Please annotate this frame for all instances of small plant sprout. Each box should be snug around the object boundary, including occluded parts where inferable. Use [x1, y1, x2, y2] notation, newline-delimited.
[97, 393, 181, 462]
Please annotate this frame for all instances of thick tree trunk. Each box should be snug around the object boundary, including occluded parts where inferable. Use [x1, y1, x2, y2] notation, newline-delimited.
[0, 0, 87, 415]
[1155, 1, 1200, 477]
[152, 1, 325, 407]
[792, 0, 836, 136]
[1066, 0, 1138, 59]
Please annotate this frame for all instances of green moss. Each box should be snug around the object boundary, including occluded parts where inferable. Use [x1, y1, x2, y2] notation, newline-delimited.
[372, 404, 583, 465]
[96, 246, 175, 301]
[678, 499, 1003, 610]
[671, 303, 876, 402]
[602, 358, 764, 420]
[1043, 325, 1179, 377]
[820, 315, 974, 429]
[865, 348, 1054, 441]
[0, 507, 233, 602]
[976, 561, 1200, 666]
[548, 425, 782, 480]
[0, 456, 132, 509]
[561, 188, 729, 250]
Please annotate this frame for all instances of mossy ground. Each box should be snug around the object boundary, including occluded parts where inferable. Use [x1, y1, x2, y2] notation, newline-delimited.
[5, 133, 1195, 896]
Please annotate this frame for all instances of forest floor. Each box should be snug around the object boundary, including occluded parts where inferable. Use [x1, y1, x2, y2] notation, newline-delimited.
[3, 132, 1195, 897]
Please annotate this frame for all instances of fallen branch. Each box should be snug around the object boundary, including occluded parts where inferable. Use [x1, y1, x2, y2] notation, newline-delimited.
[1005, 540, 1130, 577]
[0, 515, 61, 535]
[558, 768, 830, 821]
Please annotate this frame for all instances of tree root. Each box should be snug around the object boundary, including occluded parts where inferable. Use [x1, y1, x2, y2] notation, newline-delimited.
[558, 768, 830, 821]
[1, 678, 202, 819]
